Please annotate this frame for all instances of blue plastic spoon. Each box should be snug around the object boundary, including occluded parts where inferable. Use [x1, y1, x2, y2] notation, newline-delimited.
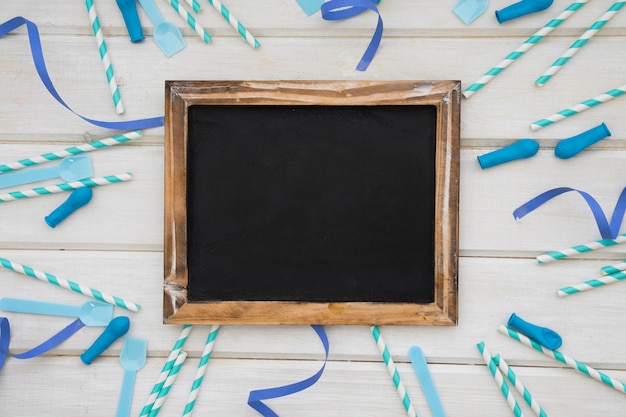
[0, 155, 93, 189]
[137, 0, 185, 57]
[0, 297, 113, 327]
[117, 336, 147, 417]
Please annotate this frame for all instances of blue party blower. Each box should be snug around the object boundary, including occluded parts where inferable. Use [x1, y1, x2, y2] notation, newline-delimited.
[45, 187, 93, 228]
[508, 313, 562, 349]
[555, 123, 611, 159]
[496, 0, 553, 23]
[477, 138, 539, 169]
[81, 316, 130, 365]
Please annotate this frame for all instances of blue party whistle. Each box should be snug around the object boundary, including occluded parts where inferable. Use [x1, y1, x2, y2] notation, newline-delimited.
[81, 316, 130, 365]
[555, 123, 611, 159]
[496, 0, 553, 23]
[45, 187, 93, 228]
[508, 313, 562, 349]
[477, 138, 539, 169]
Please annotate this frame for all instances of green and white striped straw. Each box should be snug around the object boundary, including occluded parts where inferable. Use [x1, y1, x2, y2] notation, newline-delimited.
[536, 234, 626, 264]
[0, 173, 132, 203]
[370, 325, 417, 417]
[0, 131, 141, 173]
[493, 354, 548, 417]
[463, 0, 588, 99]
[498, 325, 626, 394]
[530, 83, 626, 130]
[536, 2, 626, 86]
[148, 351, 189, 417]
[184, 0, 202, 12]
[86, 0, 124, 114]
[601, 261, 626, 275]
[182, 324, 221, 417]
[165, 0, 212, 43]
[206, 0, 260, 48]
[476, 342, 524, 417]
[140, 325, 193, 417]
[558, 269, 626, 297]
[0, 257, 140, 312]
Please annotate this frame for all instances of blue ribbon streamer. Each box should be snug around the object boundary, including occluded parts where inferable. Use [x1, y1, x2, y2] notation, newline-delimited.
[247, 325, 329, 417]
[0, 316, 85, 371]
[513, 186, 626, 239]
[321, 0, 383, 71]
[0, 17, 164, 130]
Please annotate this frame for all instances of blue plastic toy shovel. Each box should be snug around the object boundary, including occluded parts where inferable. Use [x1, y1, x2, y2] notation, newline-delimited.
[453, 0, 489, 24]
[117, 336, 147, 417]
[0, 155, 93, 189]
[0, 297, 113, 326]
[137, 0, 185, 57]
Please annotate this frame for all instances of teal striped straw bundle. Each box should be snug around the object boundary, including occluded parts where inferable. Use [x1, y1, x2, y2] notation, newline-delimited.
[148, 351, 189, 417]
[165, 0, 212, 44]
[536, 2, 626, 86]
[476, 342, 525, 417]
[493, 354, 548, 417]
[463, 0, 588, 99]
[206, 0, 260, 48]
[498, 325, 626, 394]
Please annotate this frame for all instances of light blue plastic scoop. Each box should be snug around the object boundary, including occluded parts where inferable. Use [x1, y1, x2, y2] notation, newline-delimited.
[0, 155, 93, 189]
[0, 297, 113, 326]
[453, 0, 489, 24]
[137, 0, 185, 57]
[117, 337, 147, 417]
[409, 346, 446, 417]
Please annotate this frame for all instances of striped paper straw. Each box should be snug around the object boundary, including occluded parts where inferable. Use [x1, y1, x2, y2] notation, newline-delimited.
[165, 0, 212, 43]
[493, 354, 548, 417]
[0, 131, 141, 173]
[601, 261, 626, 275]
[0, 173, 132, 203]
[206, 0, 260, 48]
[86, 0, 124, 114]
[0, 257, 140, 312]
[185, 0, 202, 12]
[536, 234, 626, 264]
[476, 342, 524, 417]
[370, 325, 417, 417]
[530, 83, 626, 130]
[182, 324, 221, 417]
[536, 2, 626, 86]
[463, 0, 588, 99]
[558, 270, 626, 297]
[140, 325, 193, 417]
[148, 351, 189, 417]
[498, 325, 626, 394]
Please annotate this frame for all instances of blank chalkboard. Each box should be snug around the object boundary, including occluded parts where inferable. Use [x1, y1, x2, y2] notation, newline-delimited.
[164, 80, 460, 325]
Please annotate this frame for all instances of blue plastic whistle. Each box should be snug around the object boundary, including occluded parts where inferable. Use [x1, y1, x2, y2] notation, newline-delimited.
[555, 123, 611, 159]
[496, 0, 553, 23]
[477, 138, 539, 169]
[508, 313, 562, 350]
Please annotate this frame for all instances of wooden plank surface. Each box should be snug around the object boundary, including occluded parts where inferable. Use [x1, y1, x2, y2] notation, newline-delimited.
[1, 1, 626, 415]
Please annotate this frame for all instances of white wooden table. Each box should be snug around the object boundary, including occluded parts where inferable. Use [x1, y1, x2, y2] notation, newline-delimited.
[1, 1, 626, 416]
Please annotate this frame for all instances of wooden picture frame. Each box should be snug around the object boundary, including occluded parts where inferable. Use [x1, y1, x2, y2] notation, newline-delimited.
[164, 80, 460, 325]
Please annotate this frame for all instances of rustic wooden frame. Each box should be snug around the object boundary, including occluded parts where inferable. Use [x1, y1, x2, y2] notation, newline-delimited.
[164, 80, 460, 325]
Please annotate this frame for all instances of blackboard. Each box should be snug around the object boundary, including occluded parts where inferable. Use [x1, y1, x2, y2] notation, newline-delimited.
[164, 80, 460, 325]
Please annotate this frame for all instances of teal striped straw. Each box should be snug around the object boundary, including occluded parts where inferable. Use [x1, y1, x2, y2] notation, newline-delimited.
[166, 0, 212, 43]
[185, 0, 202, 12]
[498, 325, 626, 395]
[530, 83, 626, 130]
[463, 0, 588, 99]
[476, 342, 524, 417]
[536, 2, 626, 86]
[140, 325, 193, 417]
[0, 257, 140, 312]
[493, 354, 548, 417]
[86, 0, 124, 114]
[0, 131, 141, 173]
[558, 270, 626, 297]
[206, 0, 260, 48]
[182, 325, 221, 417]
[601, 261, 626, 275]
[370, 325, 417, 417]
[536, 234, 626, 264]
[148, 351, 189, 417]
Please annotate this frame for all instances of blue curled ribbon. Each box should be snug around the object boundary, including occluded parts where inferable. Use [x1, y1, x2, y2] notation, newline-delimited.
[247, 325, 329, 417]
[513, 186, 626, 239]
[0, 17, 164, 130]
[0, 316, 85, 371]
[321, 0, 383, 71]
